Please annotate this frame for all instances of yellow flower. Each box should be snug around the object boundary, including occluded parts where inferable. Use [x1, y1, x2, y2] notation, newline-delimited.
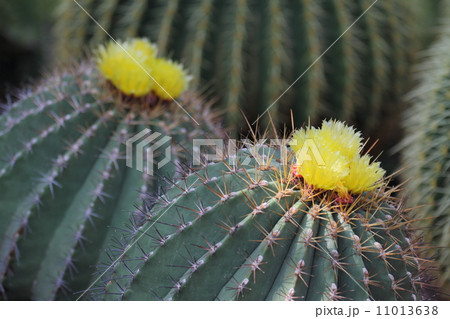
[289, 126, 318, 154]
[97, 38, 157, 97]
[342, 154, 385, 194]
[317, 120, 362, 159]
[290, 120, 384, 195]
[96, 38, 191, 100]
[150, 58, 191, 100]
[300, 148, 350, 191]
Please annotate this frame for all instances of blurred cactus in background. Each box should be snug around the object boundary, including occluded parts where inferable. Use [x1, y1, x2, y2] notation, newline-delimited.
[53, 0, 425, 132]
[398, 2, 450, 295]
[0, 0, 58, 103]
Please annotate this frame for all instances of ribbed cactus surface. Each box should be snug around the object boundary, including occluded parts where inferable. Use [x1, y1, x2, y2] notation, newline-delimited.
[54, 0, 421, 129]
[0, 62, 222, 300]
[91, 144, 429, 301]
[399, 14, 450, 292]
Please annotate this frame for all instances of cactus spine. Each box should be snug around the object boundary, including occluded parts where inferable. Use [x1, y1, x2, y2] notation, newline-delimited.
[54, 0, 421, 130]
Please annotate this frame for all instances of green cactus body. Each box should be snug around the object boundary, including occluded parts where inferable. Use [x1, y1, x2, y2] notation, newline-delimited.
[0, 62, 223, 300]
[92, 145, 428, 301]
[54, 0, 422, 130]
[400, 11, 450, 292]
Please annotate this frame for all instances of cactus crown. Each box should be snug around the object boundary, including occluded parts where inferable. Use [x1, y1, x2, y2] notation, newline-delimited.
[290, 120, 385, 199]
[97, 38, 157, 97]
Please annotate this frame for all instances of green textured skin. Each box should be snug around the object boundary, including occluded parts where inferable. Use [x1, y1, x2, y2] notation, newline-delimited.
[91, 146, 427, 301]
[0, 62, 223, 300]
[53, 0, 423, 130]
[399, 11, 450, 292]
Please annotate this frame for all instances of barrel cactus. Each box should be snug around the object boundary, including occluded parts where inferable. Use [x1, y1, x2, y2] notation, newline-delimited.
[399, 12, 450, 292]
[0, 39, 223, 300]
[54, 0, 423, 130]
[89, 121, 431, 301]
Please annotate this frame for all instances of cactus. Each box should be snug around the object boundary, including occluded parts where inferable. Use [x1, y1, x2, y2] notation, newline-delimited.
[90, 122, 432, 301]
[399, 11, 450, 292]
[53, 0, 423, 130]
[0, 41, 223, 300]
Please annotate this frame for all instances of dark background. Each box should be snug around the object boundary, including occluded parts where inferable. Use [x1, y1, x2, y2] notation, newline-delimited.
[0, 0, 57, 104]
